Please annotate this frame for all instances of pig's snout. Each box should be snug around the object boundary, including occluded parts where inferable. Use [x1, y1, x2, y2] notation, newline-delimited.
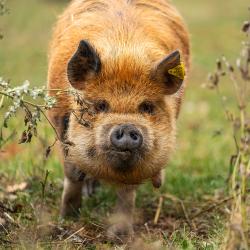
[110, 124, 143, 151]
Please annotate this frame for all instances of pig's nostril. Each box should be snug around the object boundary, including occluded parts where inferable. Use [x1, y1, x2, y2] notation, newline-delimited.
[130, 131, 138, 141]
[116, 129, 124, 140]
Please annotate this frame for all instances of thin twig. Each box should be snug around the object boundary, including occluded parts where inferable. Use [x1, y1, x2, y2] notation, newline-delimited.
[0, 91, 46, 108]
[154, 196, 163, 225]
[41, 170, 49, 200]
[38, 108, 61, 141]
[179, 200, 196, 230]
[163, 194, 194, 229]
[0, 130, 16, 148]
[190, 191, 249, 220]
[64, 227, 86, 242]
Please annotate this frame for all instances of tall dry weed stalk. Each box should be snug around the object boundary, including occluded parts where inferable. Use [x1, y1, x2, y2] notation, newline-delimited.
[207, 10, 250, 250]
[0, 0, 8, 39]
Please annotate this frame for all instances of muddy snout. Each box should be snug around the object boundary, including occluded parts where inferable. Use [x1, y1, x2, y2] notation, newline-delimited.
[110, 124, 143, 151]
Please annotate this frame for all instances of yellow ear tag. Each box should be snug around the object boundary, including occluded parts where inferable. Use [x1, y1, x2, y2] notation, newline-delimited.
[168, 63, 185, 80]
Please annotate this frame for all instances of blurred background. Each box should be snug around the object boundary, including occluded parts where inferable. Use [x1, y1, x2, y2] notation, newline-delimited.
[0, 0, 249, 85]
[0, 0, 249, 248]
[1, 0, 246, 192]
[0, 0, 247, 83]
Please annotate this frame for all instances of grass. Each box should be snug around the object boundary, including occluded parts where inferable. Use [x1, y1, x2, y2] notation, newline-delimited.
[0, 0, 249, 249]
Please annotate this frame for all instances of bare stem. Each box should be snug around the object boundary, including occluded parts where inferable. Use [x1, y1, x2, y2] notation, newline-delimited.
[0, 91, 46, 108]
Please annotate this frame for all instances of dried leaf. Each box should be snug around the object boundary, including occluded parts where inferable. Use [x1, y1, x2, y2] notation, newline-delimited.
[0, 217, 6, 226]
[45, 146, 51, 158]
[18, 131, 28, 144]
[242, 21, 250, 33]
[27, 131, 32, 143]
[6, 182, 28, 193]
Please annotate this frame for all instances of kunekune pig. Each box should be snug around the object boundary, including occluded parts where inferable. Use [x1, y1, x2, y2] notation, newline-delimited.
[47, 0, 190, 239]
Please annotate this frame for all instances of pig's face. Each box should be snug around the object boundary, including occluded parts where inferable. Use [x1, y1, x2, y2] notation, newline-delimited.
[65, 40, 184, 184]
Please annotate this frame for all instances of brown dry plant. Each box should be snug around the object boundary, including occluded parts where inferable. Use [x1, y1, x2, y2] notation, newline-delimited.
[206, 10, 250, 249]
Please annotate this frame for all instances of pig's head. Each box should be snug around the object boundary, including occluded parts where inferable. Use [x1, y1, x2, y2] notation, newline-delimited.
[65, 40, 185, 185]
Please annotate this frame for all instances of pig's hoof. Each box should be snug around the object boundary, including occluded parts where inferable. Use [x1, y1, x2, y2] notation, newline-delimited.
[60, 205, 81, 219]
[107, 223, 134, 243]
[82, 176, 100, 197]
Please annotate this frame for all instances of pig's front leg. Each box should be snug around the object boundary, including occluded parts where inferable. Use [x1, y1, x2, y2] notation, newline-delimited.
[107, 186, 136, 241]
[61, 163, 99, 217]
[61, 177, 84, 217]
[60, 163, 86, 217]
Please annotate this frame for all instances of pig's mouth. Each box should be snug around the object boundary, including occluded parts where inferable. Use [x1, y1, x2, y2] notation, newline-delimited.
[111, 149, 132, 160]
[101, 146, 144, 172]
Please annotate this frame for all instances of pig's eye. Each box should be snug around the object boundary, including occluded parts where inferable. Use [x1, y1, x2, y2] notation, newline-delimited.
[94, 100, 109, 113]
[139, 101, 155, 115]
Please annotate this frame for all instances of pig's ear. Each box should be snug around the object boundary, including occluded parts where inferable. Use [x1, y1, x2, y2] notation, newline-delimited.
[153, 50, 185, 95]
[67, 40, 101, 89]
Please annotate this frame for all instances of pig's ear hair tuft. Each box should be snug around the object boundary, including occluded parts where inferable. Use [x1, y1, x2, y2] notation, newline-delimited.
[152, 50, 185, 95]
[67, 40, 101, 89]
